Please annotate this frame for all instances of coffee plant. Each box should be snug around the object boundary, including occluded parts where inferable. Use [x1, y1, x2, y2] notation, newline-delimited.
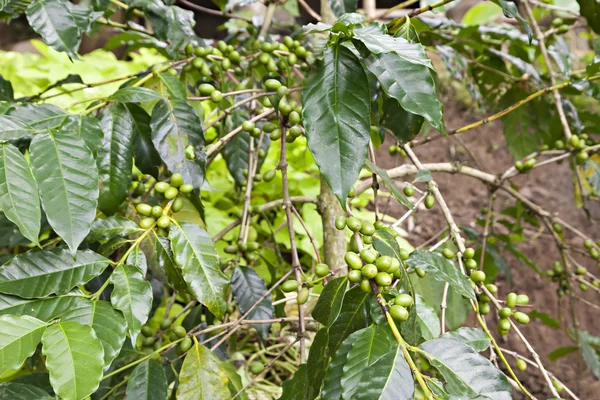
[0, 0, 599, 396]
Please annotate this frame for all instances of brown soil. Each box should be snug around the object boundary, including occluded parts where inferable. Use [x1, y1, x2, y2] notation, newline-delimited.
[373, 93, 600, 398]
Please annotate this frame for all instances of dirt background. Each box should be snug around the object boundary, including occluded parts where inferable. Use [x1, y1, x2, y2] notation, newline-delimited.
[372, 90, 600, 398]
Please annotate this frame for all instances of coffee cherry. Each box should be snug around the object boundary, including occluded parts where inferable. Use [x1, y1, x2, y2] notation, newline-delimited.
[395, 293, 413, 307]
[360, 248, 378, 264]
[416, 268, 426, 278]
[335, 216, 347, 230]
[264, 79, 281, 91]
[388, 258, 400, 274]
[376, 256, 392, 272]
[424, 194, 435, 209]
[140, 217, 155, 230]
[250, 361, 264, 374]
[470, 270, 486, 283]
[160, 319, 172, 330]
[360, 224, 375, 236]
[141, 326, 154, 337]
[359, 279, 372, 292]
[515, 161, 524, 171]
[165, 187, 179, 200]
[143, 336, 155, 347]
[241, 121, 254, 133]
[246, 242, 259, 251]
[486, 284, 498, 294]
[552, 223, 563, 234]
[580, 283, 589, 292]
[463, 247, 475, 259]
[584, 239, 594, 249]
[403, 185, 415, 197]
[347, 217, 362, 232]
[389, 305, 409, 321]
[136, 203, 152, 217]
[569, 135, 580, 148]
[576, 266, 587, 275]
[498, 318, 511, 332]
[506, 292, 518, 308]
[465, 259, 478, 270]
[155, 182, 170, 193]
[513, 311, 530, 324]
[281, 280, 299, 292]
[199, 83, 215, 95]
[399, 249, 410, 260]
[375, 272, 392, 286]
[523, 158, 536, 169]
[315, 263, 330, 277]
[590, 247, 600, 260]
[348, 270, 362, 283]
[297, 287, 309, 305]
[288, 111, 301, 126]
[479, 303, 491, 314]
[210, 90, 223, 103]
[157, 215, 170, 229]
[345, 252, 363, 270]
[172, 198, 184, 213]
[374, 220, 385, 230]
[516, 294, 529, 305]
[516, 359, 527, 371]
[348, 187, 356, 197]
[361, 264, 378, 279]
[179, 337, 192, 352]
[442, 248, 455, 260]
[173, 326, 187, 338]
[224, 245, 237, 254]
[499, 307, 512, 318]
[151, 206, 163, 219]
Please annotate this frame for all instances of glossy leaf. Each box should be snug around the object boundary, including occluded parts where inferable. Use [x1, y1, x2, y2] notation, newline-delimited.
[127, 247, 148, 276]
[30, 128, 99, 253]
[321, 329, 364, 399]
[86, 216, 142, 242]
[327, 285, 370, 355]
[420, 338, 511, 399]
[26, 0, 82, 59]
[9, 103, 67, 130]
[223, 129, 270, 186]
[354, 24, 432, 61]
[414, 294, 441, 341]
[380, 97, 424, 142]
[62, 114, 104, 156]
[441, 327, 490, 352]
[110, 87, 162, 103]
[0, 382, 52, 400]
[110, 264, 152, 346]
[155, 235, 187, 291]
[0, 116, 35, 141]
[312, 277, 348, 328]
[328, 0, 355, 17]
[0, 142, 41, 244]
[41, 321, 104, 400]
[125, 359, 168, 400]
[0, 315, 46, 375]
[97, 103, 134, 215]
[176, 342, 230, 400]
[169, 222, 228, 318]
[364, 160, 413, 209]
[406, 250, 475, 300]
[127, 103, 161, 178]
[150, 98, 206, 190]
[231, 266, 273, 339]
[302, 43, 371, 207]
[62, 299, 127, 370]
[0, 291, 82, 321]
[0, 249, 109, 298]
[548, 346, 578, 361]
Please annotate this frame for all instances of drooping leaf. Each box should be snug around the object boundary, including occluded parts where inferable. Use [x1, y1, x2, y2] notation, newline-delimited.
[0, 116, 36, 141]
[41, 321, 104, 400]
[312, 277, 348, 328]
[221, 361, 248, 400]
[441, 327, 490, 352]
[327, 285, 370, 355]
[0, 249, 109, 298]
[380, 97, 424, 142]
[110, 87, 162, 103]
[62, 114, 104, 156]
[231, 266, 274, 339]
[413, 294, 441, 341]
[420, 338, 511, 399]
[125, 359, 168, 400]
[548, 346, 578, 361]
[97, 103, 134, 215]
[127, 247, 148, 276]
[0, 315, 46, 375]
[155, 235, 187, 292]
[364, 160, 413, 209]
[26, 0, 82, 59]
[150, 98, 206, 190]
[579, 0, 600, 34]
[529, 310, 560, 329]
[86, 216, 142, 242]
[0, 382, 52, 400]
[302, 43, 371, 207]
[0, 143, 41, 245]
[0, 291, 82, 321]
[176, 342, 230, 400]
[169, 222, 228, 318]
[62, 299, 127, 370]
[30, 128, 99, 253]
[110, 264, 153, 346]
[580, 330, 600, 378]
[406, 250, 475, 300]
[127, 103, 161, 178]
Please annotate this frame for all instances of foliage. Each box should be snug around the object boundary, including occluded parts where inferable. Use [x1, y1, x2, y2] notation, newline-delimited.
[0, 0, 599, 398]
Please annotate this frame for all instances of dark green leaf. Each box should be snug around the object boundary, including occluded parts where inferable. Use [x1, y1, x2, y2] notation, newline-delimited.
[151, 98, 206, 190]
[41, 321, 104, 400]
[548, 346, 577, 361]
[381, 97, 425, 142]
[221, 361, 248, 400]
[322, 329, 364, 399]
[0, 143, 41, 245]
[441, 327, 490, 352]
[0, 249, 109, 298]
[127, 247, 148, 276]
[177, 343, 230, 399]
[0, 315, 46, 375]
[169, 222, 228, 319]
[62, 115, 104, 156]
[0, 75, 14, 101]
[127, 103, 161, 178]
[327, 285, 370, 355]
[26, 0, 82, 58]
[364, 160, 413, 209]
[420, 338, 511, 399]
[0, 383, 52, 400]
[406, 250, 475, 300]
[302, 43, 371, 207]
[30, 129, 99, 252]
[328, 0, 356, 17]
[529, 310, 560, 329]
[125, 359, 168, 400]
[312, 277, 348, 328]
[354, 24, 430, 58]
[231, 266, 273, 339]
[223, 129, 270, 186]
[9, 103, 67, 130]
[62, 299, 127, 370]
[157, 72, 187, 99]
[155, 235, 187, 292]
[0, 291, 82, 321]
[0, 116, 36, 141]
[110, 87, 162, 103]
[110, 264, 152, 346]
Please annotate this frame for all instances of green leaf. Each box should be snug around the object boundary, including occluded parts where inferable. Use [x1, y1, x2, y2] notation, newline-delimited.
[62, 115, 105, 156]
[0, 382, 52, 400]
[41, 321, 104, 400]
[223, 129, 270, 186]
[578, 0, 600, 34]
[177, 342, 230, 400]
[26, 0, 82, 59]
[151, 98, 206, 190]
[62, 299, 127, 370]
[414, 294, 440, 341]
[110, 87, 162, 103]
[0, 315, 46, 375]
[0, 143, 41, 245]
[30, 128, 99, 253]
[354, 24, 431, 60]
[441, 327, 490, 352]
[125, 359, 168, 400]
[127, 247, 148, 276]
[0, 249, 109, 298]
[157, 72, 187, 99]
[327, 285, 370, 355]
[127, 103, 161, 179]
[548, 346, 577, 361]
[302, 43, 371, 207]
[380, 97, 424, 142]
[414, 170, 433, 183]
[97, 103, 134, 215]
[322, 329, 364, 399]
[0, 291, 82, 321]
[0, 116, 35, 141]
[364, 160, 413, 209]
[529, 310, 560, 329]
[580, 330, 600, 378]
[231, 266, 273, 339]
[0, 75, 14, 101]
[461, 2, 502, 25]
[169, 222, 228, 319]
[364, 51, 445, 134]
[328, 0, 355, 17]
[420, 338, 511, 399]
[110, 264, 152, 346]
[10, 104, 67, 130]
[312, 277, 348, 328]
[221, 361, 248, 400]
[155, 235, 187, 292]
[406, 250, 475, 300]
[489, 0, 532, 41]
[86, 216, 142, 242]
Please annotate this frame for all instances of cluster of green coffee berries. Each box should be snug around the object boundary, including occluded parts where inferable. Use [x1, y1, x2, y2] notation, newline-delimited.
[495, 292, 530, 336]
[388, 143, 407, 157]
[514, 157, 537, 172]
[248, 36, 312, 73]
[280, 263, 331, 305]
[262, 102, 304, 144]
[550, 17, 573, 35]
[555, 134, 594, 162]
[134, 173, 193, 233]
[547, 259, 598, 295]
[183, 40, 241, 86]
[224, 240, 262, 262]
[403, 184, 435, 209]
[140, 320, 191, 354]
